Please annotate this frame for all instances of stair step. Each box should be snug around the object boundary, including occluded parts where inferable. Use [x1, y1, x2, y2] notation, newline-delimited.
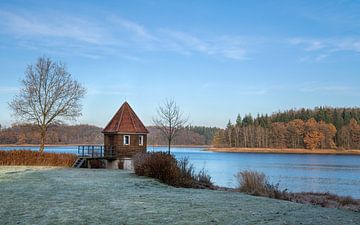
[72, 158, 86, 168]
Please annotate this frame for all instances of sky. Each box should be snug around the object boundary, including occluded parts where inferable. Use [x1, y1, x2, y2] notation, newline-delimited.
[0, 0, 359, 128]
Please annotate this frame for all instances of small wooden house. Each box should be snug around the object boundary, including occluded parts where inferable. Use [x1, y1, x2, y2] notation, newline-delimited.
[102, 101, 149, 169]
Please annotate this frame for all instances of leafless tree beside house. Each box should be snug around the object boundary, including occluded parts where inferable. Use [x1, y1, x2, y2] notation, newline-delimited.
[153, 99, 188, 154]
[9, 57, 86, 152]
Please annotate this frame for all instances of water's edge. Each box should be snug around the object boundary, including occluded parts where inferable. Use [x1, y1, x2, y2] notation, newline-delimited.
[1, 145, 360, 198]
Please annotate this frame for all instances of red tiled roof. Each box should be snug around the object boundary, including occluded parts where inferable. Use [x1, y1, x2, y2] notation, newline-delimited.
[102, 102, 149, 134]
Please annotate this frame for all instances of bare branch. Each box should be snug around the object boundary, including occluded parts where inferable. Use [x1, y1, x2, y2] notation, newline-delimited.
[152, 99, 188, 154]
[8, 57, 86, 152]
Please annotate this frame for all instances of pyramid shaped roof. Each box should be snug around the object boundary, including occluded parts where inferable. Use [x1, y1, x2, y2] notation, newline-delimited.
[102, 102, 149, 134]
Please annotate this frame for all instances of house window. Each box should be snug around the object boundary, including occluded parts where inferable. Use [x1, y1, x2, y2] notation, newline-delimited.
[139, 135, 144, 146]
[123, 135, 130, 145]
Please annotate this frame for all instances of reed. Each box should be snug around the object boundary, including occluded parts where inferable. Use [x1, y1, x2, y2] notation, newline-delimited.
[0, 150, 77, 167]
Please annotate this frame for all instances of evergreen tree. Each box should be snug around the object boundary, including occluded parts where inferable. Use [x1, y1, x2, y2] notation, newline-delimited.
[236, 114, 242, 127]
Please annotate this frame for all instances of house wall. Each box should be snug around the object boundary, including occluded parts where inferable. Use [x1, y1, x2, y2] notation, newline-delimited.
[104, 133, 147, 158]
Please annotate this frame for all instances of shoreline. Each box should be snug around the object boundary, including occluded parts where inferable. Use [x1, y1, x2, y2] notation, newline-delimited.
[147, 144, 211, 148]
[2, 144, 360, 155]
[0, 144, 211, 148]
[207, 147, 360, 155]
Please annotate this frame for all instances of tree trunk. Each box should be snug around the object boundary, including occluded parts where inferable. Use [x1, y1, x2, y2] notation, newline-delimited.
[39, 127, 46, 153]
[168, 138, 171, 154]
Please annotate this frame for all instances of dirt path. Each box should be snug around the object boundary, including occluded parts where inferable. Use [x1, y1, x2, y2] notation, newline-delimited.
[0, 167, 359, 225]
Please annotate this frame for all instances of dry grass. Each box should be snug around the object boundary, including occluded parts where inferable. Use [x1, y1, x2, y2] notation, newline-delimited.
[0, 150, 76, 167]
[133, 152, 213, 188]
[235, 170, 288, 199]
[177, 157, 213, 188]
[290, 192, 360, 212]
[235, 170, 360, 212]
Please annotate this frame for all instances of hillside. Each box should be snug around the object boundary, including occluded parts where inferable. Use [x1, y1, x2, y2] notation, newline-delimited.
[147, 126, 219, 146]
[1, 167, 359, 225]
[0, 124, 103, 145]
[0, 124, 218, 146]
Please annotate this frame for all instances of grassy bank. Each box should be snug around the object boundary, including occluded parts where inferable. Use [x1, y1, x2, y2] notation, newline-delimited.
[0, 167, 359, 225]
[207, 147, 360, 155]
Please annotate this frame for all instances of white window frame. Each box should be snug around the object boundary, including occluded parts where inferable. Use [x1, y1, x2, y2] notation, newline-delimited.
[139, 135, 144, 146]
[123, 135, 130, 145]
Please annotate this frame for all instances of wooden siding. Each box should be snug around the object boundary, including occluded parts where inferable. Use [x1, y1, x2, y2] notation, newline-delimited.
[104, 134, 147, 158]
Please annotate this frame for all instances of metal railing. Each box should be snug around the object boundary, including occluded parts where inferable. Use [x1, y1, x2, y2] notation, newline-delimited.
[77, 145, 117, 158]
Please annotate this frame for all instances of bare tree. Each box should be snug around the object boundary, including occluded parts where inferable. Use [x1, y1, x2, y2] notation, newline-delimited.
[153, 99, 188, 154]
[9, 57, 86, 152]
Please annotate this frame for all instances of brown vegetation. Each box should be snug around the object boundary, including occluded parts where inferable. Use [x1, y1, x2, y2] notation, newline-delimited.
[133, 152, 212, 188]
[147, 126, 219, 146]
[0, 124, 217, 147]
[235, 170, 360, 212]
[236, 170, 288, 199]
[289, 192, 360, 212]
[0, 124, 103, 145]
[0, 150, 76, 167]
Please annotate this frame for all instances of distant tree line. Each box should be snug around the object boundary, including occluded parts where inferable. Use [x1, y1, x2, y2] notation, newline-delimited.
[2, 106, 359, 149]
[0, 124, 218, 146]
[0, 124, 103, 145]
[147, 125, 220, 146]
[213, 107, 360, 149]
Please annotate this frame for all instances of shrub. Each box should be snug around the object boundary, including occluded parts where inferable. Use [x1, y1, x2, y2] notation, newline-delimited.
[235, 170, 288, 199]
[177, 157, 213, 188]
[133, 152, 180, 186]
[0, 150, 77, 167]
[194, 167, 213, 188]
[133, 152, 213, 188]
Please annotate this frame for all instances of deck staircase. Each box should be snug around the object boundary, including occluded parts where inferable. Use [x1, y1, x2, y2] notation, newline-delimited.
[72, 158, 85, 168]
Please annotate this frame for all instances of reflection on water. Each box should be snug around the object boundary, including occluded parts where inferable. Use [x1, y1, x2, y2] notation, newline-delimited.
[2, 145, 360, 198]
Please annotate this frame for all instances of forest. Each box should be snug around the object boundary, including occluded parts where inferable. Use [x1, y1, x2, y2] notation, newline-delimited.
[213, 107, 360, 149]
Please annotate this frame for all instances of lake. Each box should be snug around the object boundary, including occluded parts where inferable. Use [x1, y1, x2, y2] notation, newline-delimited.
[2, 145, 360, 198]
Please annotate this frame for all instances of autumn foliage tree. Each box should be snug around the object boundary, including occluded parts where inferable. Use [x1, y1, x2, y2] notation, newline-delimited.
[215, 115, 341, 150]
[304, 118, 323, 149]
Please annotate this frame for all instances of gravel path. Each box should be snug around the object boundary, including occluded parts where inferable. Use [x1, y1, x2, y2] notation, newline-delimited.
[0, 167, 359, 225]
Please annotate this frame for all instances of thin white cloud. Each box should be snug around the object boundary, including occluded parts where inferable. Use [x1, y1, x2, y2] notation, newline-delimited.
[109, 16, 155, 40]
[0, 10, 250, 61]
[86, 83, 135, 96]
[0, 86, 18, 94]
[200, 82, 273, 95]
[0, 10, 106, 44]
[289, 37, 360, 62]
[158, 30, 248, 60]
[298, 82, 357, 94]
[289, 37, 360, 53]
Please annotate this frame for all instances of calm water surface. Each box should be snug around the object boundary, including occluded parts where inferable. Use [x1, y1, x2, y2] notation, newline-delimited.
[2, 146, 360, 198]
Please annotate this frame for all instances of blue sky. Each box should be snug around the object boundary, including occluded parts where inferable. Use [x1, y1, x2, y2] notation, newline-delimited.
[0, 0, 359, 128]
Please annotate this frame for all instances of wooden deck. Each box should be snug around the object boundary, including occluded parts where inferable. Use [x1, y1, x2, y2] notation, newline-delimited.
[73, 145, 117, 168]
[77, 145, 116, 159]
